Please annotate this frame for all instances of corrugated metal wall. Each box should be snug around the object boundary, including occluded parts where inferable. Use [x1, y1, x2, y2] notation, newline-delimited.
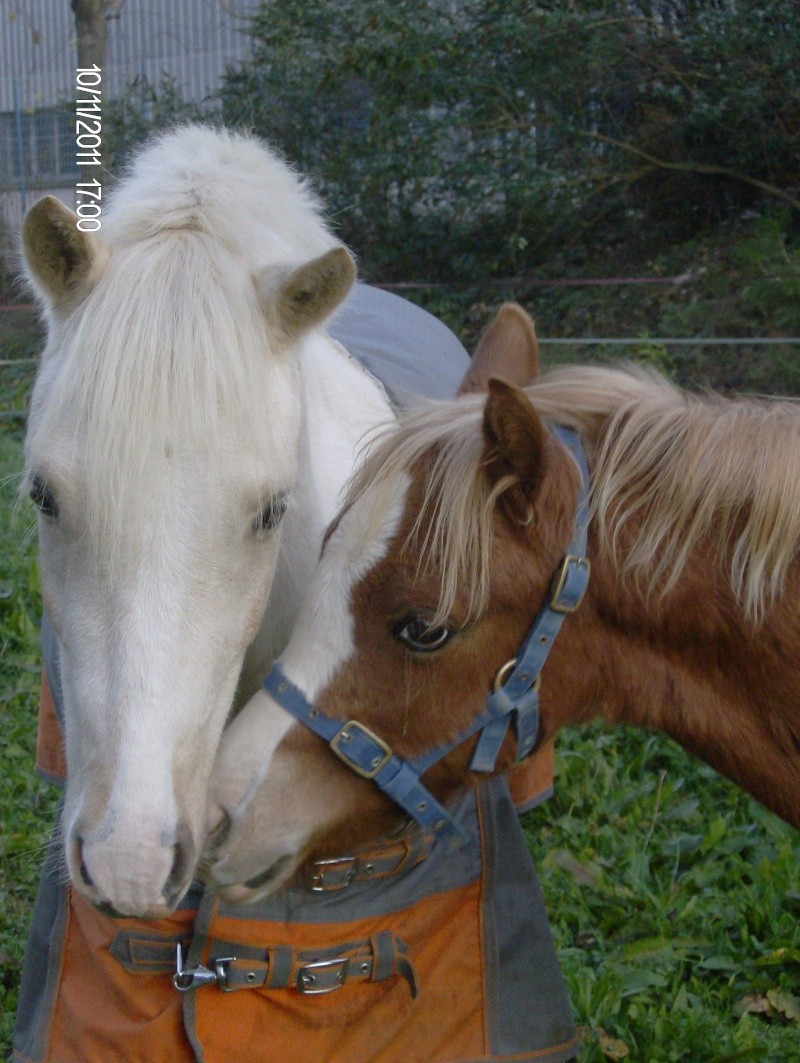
[0, 0, 258, 111]
[0, 0, 259, 229]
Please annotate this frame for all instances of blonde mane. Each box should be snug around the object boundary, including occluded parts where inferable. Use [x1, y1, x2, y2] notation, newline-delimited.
[346, 365, 800, 624]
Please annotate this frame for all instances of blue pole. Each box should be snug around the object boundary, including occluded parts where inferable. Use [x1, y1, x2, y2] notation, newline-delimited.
[12, 76, 27, 215]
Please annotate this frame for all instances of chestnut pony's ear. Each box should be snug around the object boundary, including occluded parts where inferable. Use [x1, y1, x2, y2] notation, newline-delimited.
[482, 377, 547, 527]
[458, 303, 539, 395]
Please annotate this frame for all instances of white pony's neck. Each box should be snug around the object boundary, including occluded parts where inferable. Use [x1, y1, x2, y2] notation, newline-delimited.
[237, 330, 394, 703]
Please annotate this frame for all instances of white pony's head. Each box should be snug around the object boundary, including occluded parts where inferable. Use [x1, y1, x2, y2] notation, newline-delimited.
[21, 128, 355, 916]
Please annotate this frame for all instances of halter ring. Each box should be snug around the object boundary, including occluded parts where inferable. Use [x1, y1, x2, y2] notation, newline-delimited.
[493, 658, 517, 692]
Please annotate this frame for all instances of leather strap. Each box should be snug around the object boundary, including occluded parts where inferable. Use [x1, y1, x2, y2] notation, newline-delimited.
[114, 928, 417, 998]
[214, 932, 417, 997]
[304, 827, 434, 892]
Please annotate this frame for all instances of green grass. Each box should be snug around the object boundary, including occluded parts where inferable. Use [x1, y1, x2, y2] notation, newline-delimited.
[0, 433, 59, 1056]
[529, 730, 800, 1061]
[1, 288, 799, 1061]
[0, 313, 58, 1055]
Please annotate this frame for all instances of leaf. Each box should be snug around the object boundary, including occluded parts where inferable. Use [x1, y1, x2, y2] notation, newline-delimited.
[756, 947, 800, 967]
[734, 993, 774, 1018]
[766, 988, 800, 1022]
[618, 968, 667, 998]
[597, 1028, 630, 1060]
[697, 954, 740, 972]
[700, 815, 727, 853]
[621, 935, 673, 961]
[549, 849, 604, 886]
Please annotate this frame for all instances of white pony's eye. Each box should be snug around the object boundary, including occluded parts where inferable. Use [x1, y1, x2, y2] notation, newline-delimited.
[394, 615, 454, 653]
[252, 492, 288, 535]
[29, 475, 59, 519]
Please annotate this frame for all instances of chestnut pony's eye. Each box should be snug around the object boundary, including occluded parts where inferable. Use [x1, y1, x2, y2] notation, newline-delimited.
[29, 476, 58, 519]
[253, 492, 288, 534]
[394, 616, 454, 653]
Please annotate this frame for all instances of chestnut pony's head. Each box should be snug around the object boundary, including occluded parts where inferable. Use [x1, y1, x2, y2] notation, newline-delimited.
[205, 374, 585, 900]
[207, 359, 800, 899]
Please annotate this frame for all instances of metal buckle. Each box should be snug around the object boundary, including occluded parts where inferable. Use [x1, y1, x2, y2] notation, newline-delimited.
[330, 720, 393, 779]
[213, 956, 238, 992]
[549, 555, 591, 614]
[173, 944, 236, 992]
[309, 856, 357, 892]
[297, 956, 350, 994]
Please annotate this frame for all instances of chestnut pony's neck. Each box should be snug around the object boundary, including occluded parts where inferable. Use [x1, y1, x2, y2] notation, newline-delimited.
[537, 455, 800, 833]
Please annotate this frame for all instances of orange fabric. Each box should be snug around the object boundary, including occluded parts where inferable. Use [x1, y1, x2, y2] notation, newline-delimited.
[507, 740, 554, 811]
[36, 673, 66, 783]
[32, 679, 557, 1063]
[47, 893, 194, 1063]
[197, 882, 485, 1063]
[42, 883, 485, 1063]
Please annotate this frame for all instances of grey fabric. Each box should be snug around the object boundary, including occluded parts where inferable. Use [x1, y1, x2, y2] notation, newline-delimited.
[329, 283, 469, 404]
[478, 778, 578, 1059]
[12, 802, 70, 1063]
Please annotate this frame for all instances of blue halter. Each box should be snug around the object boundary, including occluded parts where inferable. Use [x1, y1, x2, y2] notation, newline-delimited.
[263, 425, 591, 849]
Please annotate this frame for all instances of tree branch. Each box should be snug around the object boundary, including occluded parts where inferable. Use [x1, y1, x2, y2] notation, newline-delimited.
[580, 130, 800, 212]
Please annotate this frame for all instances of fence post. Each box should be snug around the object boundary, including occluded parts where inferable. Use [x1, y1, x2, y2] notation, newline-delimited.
[12, 76, 27, 216]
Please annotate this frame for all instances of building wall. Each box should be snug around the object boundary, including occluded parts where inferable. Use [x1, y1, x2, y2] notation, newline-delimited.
[1, 0, 257, 111]
[0, 0, 258, 232]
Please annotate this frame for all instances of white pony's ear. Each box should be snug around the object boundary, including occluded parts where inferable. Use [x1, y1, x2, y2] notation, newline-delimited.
[22, 196, 108, 309]
[258, 247, 356, 342]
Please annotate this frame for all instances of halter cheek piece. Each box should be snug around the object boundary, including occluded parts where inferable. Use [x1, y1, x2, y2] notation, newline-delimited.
[263, 425, 590, 849]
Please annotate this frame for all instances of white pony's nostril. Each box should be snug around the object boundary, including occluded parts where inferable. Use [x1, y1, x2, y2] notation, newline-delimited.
[75, 835, 95, 890]
[162, 822, 197, 907]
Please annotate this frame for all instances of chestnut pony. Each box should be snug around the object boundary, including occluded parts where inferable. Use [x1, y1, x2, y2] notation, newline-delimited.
[206, 360, 800, 898]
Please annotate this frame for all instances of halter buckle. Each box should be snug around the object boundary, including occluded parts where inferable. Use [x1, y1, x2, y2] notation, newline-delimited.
[308, 855, 357, 892]
[297, 956, 350, 994]
[549, 555, 591, 614]
[330, 720, 393, 779]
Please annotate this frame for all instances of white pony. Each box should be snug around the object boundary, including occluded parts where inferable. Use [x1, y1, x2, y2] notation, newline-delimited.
[21, 127, 393, 918]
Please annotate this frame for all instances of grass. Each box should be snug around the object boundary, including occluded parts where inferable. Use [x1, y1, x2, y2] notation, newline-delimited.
[1, 267, 799, 1061]
[529, 730, 800, 1061]
[0, 325, 59, 1054]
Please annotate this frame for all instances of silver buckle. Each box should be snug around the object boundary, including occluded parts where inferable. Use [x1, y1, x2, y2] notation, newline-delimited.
[309, 856, 357, 892]
[330, 720, 393, 779]
[549, 555, 590, 614]
[297, 957, 350, 994]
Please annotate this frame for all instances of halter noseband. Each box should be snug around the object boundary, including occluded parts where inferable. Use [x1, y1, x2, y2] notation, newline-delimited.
[263, 425, 590, 849]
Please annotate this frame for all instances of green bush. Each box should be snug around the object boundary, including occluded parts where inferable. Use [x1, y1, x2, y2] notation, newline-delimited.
[221, 0, 800, 282]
